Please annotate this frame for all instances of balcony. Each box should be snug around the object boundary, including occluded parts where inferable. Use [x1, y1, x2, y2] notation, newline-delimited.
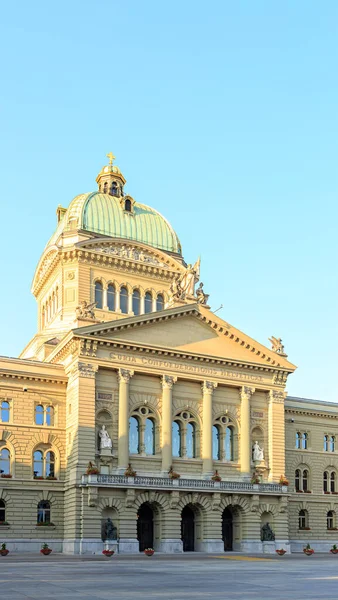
[81, 474, 287, 495]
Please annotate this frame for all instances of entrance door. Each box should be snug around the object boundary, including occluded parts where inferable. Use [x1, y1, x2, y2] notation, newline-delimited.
[222, 508, 233, 551]
[137, 503, 154, 551]
[181, 505, 195, 552]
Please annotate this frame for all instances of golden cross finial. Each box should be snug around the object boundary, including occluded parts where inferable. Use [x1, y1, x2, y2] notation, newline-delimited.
[106, 152, 115, 166]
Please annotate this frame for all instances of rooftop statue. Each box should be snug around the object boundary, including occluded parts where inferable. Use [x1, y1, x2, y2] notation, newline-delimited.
[268, 336, 286, 355]
[76, 300, 96, 320]
[196, 282, 209, 305]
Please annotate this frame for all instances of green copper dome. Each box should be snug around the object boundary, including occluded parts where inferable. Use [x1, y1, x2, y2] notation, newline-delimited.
[49, 192, 182, 255]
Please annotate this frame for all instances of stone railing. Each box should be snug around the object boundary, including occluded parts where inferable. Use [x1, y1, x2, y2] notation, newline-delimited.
[82, 474, 286, 495]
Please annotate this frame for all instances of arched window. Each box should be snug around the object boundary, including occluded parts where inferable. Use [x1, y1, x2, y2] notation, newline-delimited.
[299, 509, 308, 530]
[132, 289, 140, 315]
[186, 422, 196, 459]
[295, 469, 300, 491]
[172, 421, 181, 458]
[303, 469, 308, 492]
[35, 405, 44, 426]
[0, 448, 10, 476]
[324, 471, 329, 492]
[0, 500, 5, 523]
[107, 284, 115, 311]
[129, 416, 140, 454]
[144, 418, 155, 455]
[327, 511, 335, 530]
[331, 472, 336, 493]
[46, 451, 55, 478]
[33, 450, 44, 477]
[37, 500, 51, 524]
[110, 182, 118, 196]
[296, 432, 301, 449]
[124, 198, 132, 212]
[95, 281, 103, 309]
[225, 426, 234, 461]
[212, 425, 221, 460]
[324, 435, 329, 451]
[144, 292, 152, 314]
[156, 294, 164, 311]
[46, 406, 54, 427]
[331, 436, 336, 452]
[120, 286, 128, 314]
[103, 182, 108, 193]
[1, 401, 9, 423]
[302, 433, 308, 450]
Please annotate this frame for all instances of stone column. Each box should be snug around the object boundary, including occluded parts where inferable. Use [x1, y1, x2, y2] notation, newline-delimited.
[117, 368, 134, 473]
[202, 381, 218, 477]
[140, 293, 145, 315]
[103, 287, 108, 310]
[240, 386, 255, 476]
[161, 375, 177, 474]
[115, 286, 120, 312]
[152, 295, 157, 313]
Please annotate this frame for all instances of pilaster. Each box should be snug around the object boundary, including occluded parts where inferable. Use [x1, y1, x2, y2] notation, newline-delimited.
[202, 381, 218, 476]
[117, 368, 134, 473]
[240, 386, 255, 476]
[161, 375, 177, 474]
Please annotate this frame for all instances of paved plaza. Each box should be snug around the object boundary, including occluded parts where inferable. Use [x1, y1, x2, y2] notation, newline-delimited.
[0, 553, 338, 599]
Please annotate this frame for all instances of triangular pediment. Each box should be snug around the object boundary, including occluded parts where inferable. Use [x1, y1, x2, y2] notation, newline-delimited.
[74, 304, 296, 371]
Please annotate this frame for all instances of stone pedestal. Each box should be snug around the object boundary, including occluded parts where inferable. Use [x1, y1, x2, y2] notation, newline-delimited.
[262, 541, 276, 554]
[158, 539, 183, 553]
[199, 539, 224, 553]
[118, 538, 139, 554]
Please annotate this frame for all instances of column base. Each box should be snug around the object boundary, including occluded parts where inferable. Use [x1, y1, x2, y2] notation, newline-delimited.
[118, 538, 139, 553]
[197, 539, 224, 553]
[157, 539, 183, 553]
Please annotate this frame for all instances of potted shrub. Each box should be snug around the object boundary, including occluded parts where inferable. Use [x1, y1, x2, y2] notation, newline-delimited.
[0, 543, 9, 556]
[211, 470, 222, 482]
[251, 472, 260, 485]
[0, 474, 12, 479]
[102, 549, 115, 557]
[168, 466, 180, 480]
[0, 521, 9, 526]
[144, 548, 154, 556]
[279, 475, 289, 486]
[124, 463, 136, 477]
[330, 544, 338, 554]
[40, 543, 52, 555]
[303, 543, 314, 556]
[34, 476, 44, 480]
[276, 548, 287, 556]
[86, 462, 100, 476]
[46, 476, 57, 481]
[37, 522, 55, 527]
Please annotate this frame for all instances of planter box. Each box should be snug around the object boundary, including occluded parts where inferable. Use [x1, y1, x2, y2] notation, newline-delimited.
[330, 549, 338, 554]
[144, 550, 154, 556]
[102, 550, 115, 557]
[0, 549, 9, 556]
[276, 549, 286, 556]
[303, 549, 314, 556]
[40, 549, 52, 555]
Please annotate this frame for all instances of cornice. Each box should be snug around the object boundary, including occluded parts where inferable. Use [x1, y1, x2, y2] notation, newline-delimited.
[285, 407, 338, 420]
[0, 369, 67, 385]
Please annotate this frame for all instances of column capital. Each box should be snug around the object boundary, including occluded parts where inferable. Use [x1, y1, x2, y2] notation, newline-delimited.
[202, 380, 218, 394]
[162, 375, 177, 389]
[118, 368, 134, 384]
[240, 386, 255, 401]
[68, 361, 99, 379]
[268, 390, 286, 404]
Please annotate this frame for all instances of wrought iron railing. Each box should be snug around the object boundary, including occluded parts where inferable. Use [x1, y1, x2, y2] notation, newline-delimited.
[82, 474, 286, 494]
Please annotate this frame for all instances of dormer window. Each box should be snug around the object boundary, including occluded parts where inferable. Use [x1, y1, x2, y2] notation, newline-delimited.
[125, 198, 132, 212]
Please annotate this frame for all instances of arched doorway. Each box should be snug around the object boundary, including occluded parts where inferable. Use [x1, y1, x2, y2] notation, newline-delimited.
[222, 508, 233, 551]
[137, 503, 154, 551]
[181, 505, 195, 552]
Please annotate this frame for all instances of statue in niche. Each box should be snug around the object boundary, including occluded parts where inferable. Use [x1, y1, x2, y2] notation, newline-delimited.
[169, 276, 184, 301]
[252, 441, 264, 462]
[102, 518, 117, 541]
[99, 425, 112, 450]
[261, 522, 275, 542]
[76, 300, 96, 319]
[196, 282, 209, 305]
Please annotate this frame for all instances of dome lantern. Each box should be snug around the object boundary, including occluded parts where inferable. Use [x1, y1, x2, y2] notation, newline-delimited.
[96, 152, 126, 198]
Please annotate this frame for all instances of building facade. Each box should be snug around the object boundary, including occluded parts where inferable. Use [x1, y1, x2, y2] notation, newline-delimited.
[0, 156, 337, 553]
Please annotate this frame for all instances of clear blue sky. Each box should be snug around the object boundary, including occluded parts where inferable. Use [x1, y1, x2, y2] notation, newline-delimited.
[0, 1, 337, 401]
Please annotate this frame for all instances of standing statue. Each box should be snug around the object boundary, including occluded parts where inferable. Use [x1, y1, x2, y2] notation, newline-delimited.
[268, 336, 286, 355]
[196, 282, 209, 305]
[253, 441, 264, 462]
[102, 518, 117, 541]
[99, 425, 112, 450]
[76, 300, 96, 319]
[261, 522, 275, 542]
[178, 258, 200, 298]
[169, 276, 184, 301]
